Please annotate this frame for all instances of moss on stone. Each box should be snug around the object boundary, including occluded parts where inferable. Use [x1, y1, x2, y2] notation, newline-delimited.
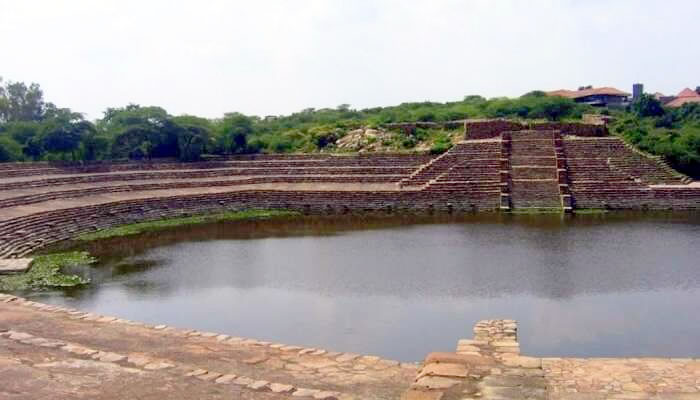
[76, 209, 301, 241]
[572, 209, 608, 214]
[508, 208, 563, 214]
[0, 252, 95, 291]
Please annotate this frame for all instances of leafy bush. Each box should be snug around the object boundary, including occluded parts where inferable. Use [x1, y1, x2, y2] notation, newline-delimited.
[0, 135, 22, 161]
[430, 141, 452, 154]
[401, 137, 416, 149]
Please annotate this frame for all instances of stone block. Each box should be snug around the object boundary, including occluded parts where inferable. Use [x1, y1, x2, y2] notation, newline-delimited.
[247, 380, 270, 391]
[313, 391, 340, 400]
[185, 369, 208, 377]
[292, 388, 320, 397]
[483, 374, 526, 387]
[197, 372, 222, 381]
[418, 363, 468, 379]
[214, 374, 237, 384]
[413, 376, 461, 390]
[500, 355, 541, 369]
[335, 353, 360, 363]
[400, 389, 444, 400]
[143, 361, 173, 370]
[269, 383, 295, 393]
[424, 352, 495, 366]
[0, 258, 33, 274]
[233, 376, 254, 386]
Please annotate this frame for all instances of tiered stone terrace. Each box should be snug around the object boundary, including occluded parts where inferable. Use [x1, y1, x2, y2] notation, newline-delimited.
[0, 121, 699, 258]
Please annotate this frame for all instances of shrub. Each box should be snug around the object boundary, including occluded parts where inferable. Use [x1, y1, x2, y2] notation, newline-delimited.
[430, 141, 452, 154]
[0, 135, 22, 161]
[401, 137, 416, 149]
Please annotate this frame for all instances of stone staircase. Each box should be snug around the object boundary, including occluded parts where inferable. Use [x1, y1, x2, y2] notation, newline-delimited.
[401, 320, 546, 400]
[505, 130, 562, 211]
[399, 146, 463, 188]
[618, 141, 692, 185]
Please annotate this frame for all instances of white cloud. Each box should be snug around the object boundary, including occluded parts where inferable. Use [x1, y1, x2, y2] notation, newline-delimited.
[1, 0, 698, 119]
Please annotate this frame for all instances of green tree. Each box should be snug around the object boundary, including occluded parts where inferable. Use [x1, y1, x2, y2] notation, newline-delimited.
[172, 116, 212, 161]
[0, 78, 47, 123]
[215, 112, 255, 153]
[632, 93, 665, 117]
[43, 117, 95, 161]
[81, 132, 110, 161]
[100, 105, 179, 159]
[530, 96, 577, 121]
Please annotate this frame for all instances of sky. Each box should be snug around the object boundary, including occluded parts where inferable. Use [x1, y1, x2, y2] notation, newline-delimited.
[1, 0, 699, 120]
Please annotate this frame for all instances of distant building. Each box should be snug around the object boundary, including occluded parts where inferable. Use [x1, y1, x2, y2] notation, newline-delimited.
[665, 88, 700, 108]
[632, 83, 644, 101]
[547, 86, 631, 107]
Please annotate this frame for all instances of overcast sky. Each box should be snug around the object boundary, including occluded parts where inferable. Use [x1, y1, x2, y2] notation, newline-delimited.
[1, 0, 698, 120]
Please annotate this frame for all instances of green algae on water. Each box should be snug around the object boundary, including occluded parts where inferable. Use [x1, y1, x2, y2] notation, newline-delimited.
[0, 251, 95, 291]
[76, 209, 301, 241]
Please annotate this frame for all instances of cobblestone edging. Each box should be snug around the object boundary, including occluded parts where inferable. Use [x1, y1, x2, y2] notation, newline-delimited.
[0, 292, 418, 399]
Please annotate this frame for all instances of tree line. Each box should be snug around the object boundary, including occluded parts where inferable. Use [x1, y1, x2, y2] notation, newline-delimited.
[0, 77, 697, 177]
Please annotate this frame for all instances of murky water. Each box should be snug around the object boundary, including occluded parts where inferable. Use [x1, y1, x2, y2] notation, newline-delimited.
[28, 212, 700, 361]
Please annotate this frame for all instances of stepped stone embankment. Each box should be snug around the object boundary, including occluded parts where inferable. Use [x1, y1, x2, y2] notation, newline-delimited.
[0, 121, 698, 258]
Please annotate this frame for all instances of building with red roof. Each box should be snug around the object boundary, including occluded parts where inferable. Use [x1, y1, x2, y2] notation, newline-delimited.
[547, 86, 630, 107]
[666, 88, 700, 108]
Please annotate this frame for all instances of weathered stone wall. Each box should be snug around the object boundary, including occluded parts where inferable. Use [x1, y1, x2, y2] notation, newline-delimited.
[465, 120, 527, 140]
[465, 120, 608, 140]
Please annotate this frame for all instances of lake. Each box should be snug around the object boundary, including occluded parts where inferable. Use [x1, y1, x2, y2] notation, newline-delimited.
[28, 212, 700, 361]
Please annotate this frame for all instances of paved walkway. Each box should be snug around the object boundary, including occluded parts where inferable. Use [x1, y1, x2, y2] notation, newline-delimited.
[0, 294, 416, 400]
[3, 294, 699, 399]
[544, 358, 700, 399]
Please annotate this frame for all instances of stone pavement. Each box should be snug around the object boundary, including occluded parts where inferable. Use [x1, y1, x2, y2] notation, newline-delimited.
[0, 293, 417, 399]
[2, 293, 699, 399]
[543, 358, 700, 399]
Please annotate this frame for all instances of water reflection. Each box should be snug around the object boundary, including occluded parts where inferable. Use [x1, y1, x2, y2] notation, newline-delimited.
[31, 212, 700, 361]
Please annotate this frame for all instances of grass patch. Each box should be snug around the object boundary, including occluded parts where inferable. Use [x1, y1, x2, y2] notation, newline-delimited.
[0, 252, 95, 291]
[77, 209, 301, 241]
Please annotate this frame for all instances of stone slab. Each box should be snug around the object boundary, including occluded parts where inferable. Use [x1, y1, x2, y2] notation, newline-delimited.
[0, 258, 33, 274]
[413, 376, 461, 390]
[418, 363, 468, 379]
[424, 352, 495, 366]
[400, 389, 444, 400]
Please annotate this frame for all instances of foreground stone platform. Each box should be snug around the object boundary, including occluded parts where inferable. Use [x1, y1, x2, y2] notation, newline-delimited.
[2, 294, 698, 399]
[0, 293, 416, 400]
